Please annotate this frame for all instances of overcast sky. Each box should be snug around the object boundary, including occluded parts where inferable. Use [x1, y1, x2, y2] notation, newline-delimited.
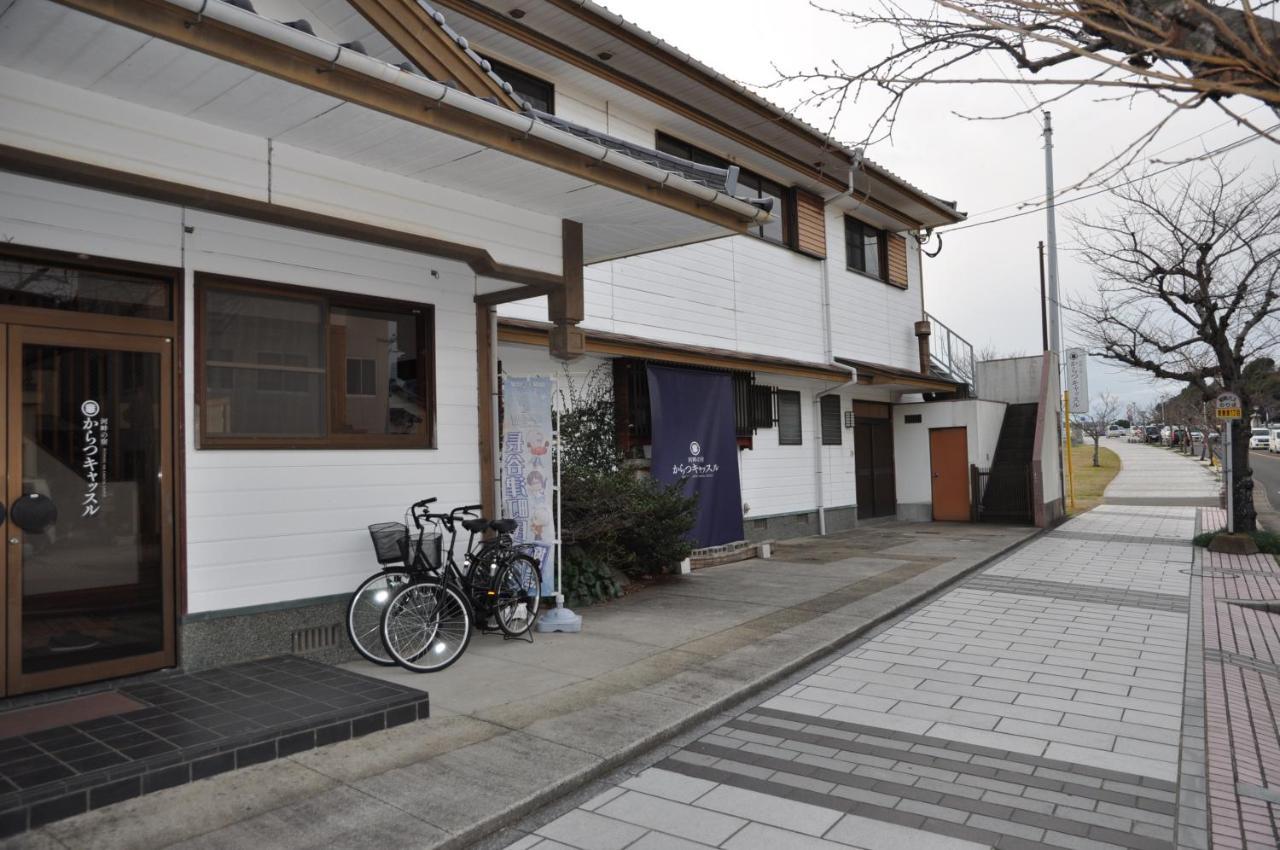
[602, 0, 1280, 418]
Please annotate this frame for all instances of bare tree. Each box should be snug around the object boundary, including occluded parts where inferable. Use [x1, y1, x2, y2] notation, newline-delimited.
[782, 1, 1279, 180]
[1068, 163, 1280, 530]
[975, 343, 1029, 361]
[1077, 391, 1122, 466]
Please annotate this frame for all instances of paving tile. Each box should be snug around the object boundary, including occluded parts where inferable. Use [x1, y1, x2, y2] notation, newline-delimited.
[619, 768, 716, 804]
[824, 812, 989, 850]
[692, 784, 841, 837]
[534, 809, 648, 850]
[596, 790, 745, 845]
[721, 822, 853, 850]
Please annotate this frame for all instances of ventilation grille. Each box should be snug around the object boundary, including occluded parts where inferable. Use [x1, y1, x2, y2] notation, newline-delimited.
[291, 623, 341, 654]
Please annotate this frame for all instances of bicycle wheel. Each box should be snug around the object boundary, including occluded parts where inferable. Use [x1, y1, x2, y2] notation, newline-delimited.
[346, 570, 411, 666]
[381, 580, 472, 673]
[493, 554, 542, 637]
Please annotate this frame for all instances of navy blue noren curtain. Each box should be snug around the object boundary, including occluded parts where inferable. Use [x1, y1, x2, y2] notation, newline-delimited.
[646, 365, 744, 548]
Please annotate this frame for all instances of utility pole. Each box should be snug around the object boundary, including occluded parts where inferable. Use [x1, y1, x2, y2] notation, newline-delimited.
[1043, 112, 1062, 359]
[1044, 113, 1067, 511]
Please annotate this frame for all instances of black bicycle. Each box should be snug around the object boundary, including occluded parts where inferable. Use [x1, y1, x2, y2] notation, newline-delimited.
[351, 499, 541, 673]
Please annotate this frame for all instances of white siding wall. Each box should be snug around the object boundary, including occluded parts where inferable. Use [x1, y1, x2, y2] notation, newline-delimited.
[0, 173, 499, 615]
[182, 213, 481, 613]
[0, 65, 563, 276]
[891, 399, 1007, 507]
[499, 235, 827, 364]
[827, 206, 923, 372]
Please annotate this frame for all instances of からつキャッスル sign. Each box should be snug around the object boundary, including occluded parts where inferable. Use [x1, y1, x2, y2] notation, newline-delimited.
[81, 399, 109, 517]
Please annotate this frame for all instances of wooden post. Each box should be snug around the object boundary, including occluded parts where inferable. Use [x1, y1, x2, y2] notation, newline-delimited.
[476, 303, 498, 520]
[1064, 390, 1075, 512]
[549, 220, 585, 360]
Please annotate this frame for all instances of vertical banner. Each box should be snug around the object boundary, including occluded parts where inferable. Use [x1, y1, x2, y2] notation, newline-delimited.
[501, 375, 557, 594]
[647, 365, 744, 548]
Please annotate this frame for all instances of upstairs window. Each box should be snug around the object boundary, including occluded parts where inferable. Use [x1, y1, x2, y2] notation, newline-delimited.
[777, 391, 803, 445]
[656, 132, 790, 245]
[845, 216, 887, 281]
[486, 57, 554, 113]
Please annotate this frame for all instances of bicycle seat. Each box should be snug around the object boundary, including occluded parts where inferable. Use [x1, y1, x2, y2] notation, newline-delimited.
[490, 518, 518, 534]
[461, 518, 490, 533]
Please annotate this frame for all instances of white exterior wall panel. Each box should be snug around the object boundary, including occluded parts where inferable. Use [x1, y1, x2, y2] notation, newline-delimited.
[826, 206, 923, 372]
[0, 65, 564, 276]
[0, 173, 539, 615]
[182, 213, 481, 614]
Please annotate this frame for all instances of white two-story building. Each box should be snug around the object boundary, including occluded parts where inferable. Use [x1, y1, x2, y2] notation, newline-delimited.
[0, 0, 1052, 701]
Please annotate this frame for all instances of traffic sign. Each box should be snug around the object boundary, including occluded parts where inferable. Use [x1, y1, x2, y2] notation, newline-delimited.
[1216, 392, 1242, 419]
[1065, 349, 1089, 413]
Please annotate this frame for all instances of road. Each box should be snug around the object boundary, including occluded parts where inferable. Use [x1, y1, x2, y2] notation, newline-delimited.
[1248, 447, 1280, 514]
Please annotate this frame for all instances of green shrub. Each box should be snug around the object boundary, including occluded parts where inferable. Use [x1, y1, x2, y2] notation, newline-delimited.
[1192, 527, 1280, 554]
[562, 467, 697, 583]
[561, 546, 622, 608]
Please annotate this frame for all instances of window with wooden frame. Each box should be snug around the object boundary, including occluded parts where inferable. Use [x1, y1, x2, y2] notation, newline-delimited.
[777, 390, 803, 445]
[655, 132, 789, 245]
[485, 57, 554, 113]
[844, 216, 888, 281]
[196, 276, 434, 448]
[820, 395, 843, 445]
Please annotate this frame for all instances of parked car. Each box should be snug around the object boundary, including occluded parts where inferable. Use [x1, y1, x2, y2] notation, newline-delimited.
[1145, 425, 1162, 443]
[1106, 423, 1126, 438]
[1191, 431, 1204, 443]
[1269, 427, 1280, 452]
[1250, 428, 1271, 450]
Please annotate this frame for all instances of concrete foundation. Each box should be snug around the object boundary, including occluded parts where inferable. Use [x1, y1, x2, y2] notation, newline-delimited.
[896, 503, 931, 522]
[180, 596, 356, 672]
[742, 506, 857, 542]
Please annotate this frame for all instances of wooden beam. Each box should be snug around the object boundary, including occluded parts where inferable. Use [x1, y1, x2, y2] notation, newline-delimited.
[497, 323, 850, 382]
[0, 143, 562, 291]
[548, 219, 584, 359]
[346, 0, 520, 109]
[51, 0, 757, 235]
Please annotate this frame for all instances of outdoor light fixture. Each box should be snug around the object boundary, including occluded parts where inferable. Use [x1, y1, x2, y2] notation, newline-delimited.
[509, 8, 525, 18]
[598, 51, 614, 61]
[844, 411, 855, 429]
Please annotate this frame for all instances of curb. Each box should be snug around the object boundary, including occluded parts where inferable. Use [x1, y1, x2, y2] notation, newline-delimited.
[442, 526, 1047, 850]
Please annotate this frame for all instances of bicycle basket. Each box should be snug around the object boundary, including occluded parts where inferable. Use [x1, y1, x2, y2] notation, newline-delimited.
[412, 531, 443, 572]
[368, 522, 410, 566]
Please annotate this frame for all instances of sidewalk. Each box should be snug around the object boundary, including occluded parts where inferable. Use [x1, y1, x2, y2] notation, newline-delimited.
[4, 522, 1036, 849]
[501, 505, 1199, 850]
[1102, 440, 1220, 507]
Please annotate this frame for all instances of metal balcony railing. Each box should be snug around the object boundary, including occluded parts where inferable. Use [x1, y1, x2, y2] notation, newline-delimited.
[925, 311, 976, 391]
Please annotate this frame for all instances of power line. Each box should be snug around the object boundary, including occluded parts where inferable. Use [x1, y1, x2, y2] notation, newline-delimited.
[939, 123, 1277, 235]
[961, 104, 1268, 220]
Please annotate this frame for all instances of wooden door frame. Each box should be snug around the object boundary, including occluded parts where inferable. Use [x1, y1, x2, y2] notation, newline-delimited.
[0, 244, 183, 696]
[5, 325, 177, 695]
[928, 426, 970, 522]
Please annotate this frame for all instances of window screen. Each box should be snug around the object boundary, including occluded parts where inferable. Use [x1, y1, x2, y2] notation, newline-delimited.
[777, 390, 802, 445]
[820, 395, 842, 445]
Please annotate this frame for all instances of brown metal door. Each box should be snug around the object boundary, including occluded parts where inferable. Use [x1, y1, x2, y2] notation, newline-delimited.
[4, 324, 175, 695]
[855, 419, 897, 519]
[929, 427, 970, 522]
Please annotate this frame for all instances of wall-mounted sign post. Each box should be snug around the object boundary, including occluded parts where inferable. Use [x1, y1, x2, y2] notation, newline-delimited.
[1064, 391, 1075, 511]
[1216, 392, 1242, 534]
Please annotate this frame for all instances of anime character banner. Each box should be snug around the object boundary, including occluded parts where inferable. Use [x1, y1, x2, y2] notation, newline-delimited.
[647, 365, 744, 548]
[500, 375, 556, 595]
